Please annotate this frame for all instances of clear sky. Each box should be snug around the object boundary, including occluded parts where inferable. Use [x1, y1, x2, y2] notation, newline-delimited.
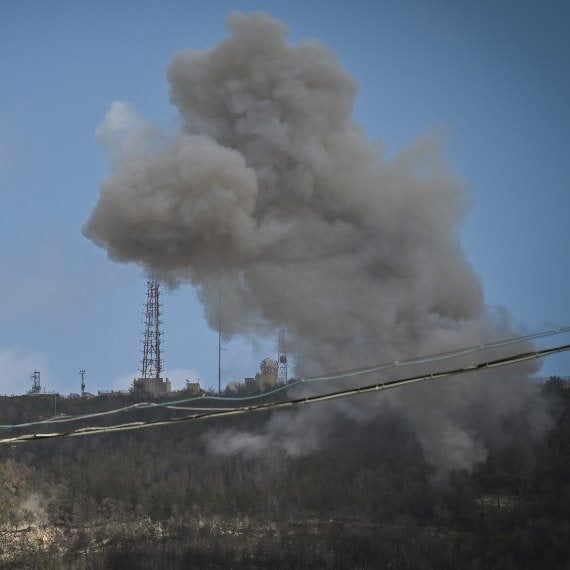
[1, 0, 569, 395]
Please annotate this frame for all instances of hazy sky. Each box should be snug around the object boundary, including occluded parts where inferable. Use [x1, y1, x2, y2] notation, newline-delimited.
[1, 0, 569, 395]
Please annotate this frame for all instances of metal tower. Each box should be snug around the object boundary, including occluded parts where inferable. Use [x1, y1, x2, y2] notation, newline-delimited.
[30, 370, 41, 394]
[277, 330, 288, 384]
[218, 289, 223, 395]
[140, 277, 163, 379]
[79, 370, 86, 397]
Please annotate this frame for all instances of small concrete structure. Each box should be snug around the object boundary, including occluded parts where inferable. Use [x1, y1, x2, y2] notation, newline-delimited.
[185, 380, 201, 394]
[132, 377, 171, 396]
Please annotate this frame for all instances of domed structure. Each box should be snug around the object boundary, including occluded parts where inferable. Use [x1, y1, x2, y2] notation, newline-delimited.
[256, 358, 278, 389]
[260, 358, 278, 373]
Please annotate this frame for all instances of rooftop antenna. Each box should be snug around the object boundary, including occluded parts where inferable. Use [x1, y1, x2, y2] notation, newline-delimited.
[141, 276, 163, 380]
[278, 330, 288, 384]
[79, 369, 86, 397]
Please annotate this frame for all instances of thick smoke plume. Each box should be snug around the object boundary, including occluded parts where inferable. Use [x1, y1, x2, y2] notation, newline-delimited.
[85, 13, 549, 482]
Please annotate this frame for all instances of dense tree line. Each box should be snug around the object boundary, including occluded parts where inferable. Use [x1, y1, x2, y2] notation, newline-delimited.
[0, 378, 568, 568]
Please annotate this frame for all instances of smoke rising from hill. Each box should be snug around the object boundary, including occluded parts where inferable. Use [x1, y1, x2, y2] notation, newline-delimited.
[84, 12, 549, 482]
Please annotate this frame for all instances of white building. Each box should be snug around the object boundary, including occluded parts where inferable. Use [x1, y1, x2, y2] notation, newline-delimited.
[255, 358, 278, 389]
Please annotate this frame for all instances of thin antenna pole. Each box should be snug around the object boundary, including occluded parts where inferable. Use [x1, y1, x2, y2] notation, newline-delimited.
[79, 370, 86, 397]
[218, 289, 222, 395]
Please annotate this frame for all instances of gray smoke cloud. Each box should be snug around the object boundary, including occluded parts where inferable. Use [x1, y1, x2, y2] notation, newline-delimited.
[84, 12, 549, 482]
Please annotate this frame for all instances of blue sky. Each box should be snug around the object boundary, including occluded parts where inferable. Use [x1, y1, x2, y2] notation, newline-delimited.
[1, 0, 569, 395]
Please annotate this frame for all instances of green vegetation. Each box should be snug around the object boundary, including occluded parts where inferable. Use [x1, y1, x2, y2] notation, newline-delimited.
[0, 379, 568, 568]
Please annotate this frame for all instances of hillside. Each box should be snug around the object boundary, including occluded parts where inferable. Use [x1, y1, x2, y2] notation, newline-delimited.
[0, 378, 568, 568]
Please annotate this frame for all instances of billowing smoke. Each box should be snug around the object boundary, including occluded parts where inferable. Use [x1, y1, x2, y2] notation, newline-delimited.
[84, 12, 550, 482]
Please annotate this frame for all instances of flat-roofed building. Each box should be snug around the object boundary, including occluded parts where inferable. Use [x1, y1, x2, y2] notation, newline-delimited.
[132, 377, 171, 396]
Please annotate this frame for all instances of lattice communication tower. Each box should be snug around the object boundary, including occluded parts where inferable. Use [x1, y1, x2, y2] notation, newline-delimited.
[140, 277, 163, 379]
[277, 330, 288, 384]
[30, 370, 41, 394]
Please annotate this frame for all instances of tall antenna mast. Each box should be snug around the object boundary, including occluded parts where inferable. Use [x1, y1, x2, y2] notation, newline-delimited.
[141, 277, 163, 380]
[30, 371, 41, 394]
[79, 369, 86, 397]
[278, 330, 288, 384]
[218, 289, 222, 395]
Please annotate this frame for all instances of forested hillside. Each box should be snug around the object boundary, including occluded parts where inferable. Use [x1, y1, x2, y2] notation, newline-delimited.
[0, 379, 568, 568]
